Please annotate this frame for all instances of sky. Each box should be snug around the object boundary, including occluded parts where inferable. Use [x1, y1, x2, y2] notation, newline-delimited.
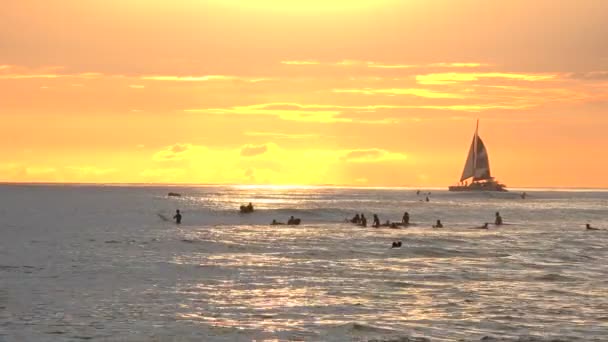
[2, 0, 608, 187]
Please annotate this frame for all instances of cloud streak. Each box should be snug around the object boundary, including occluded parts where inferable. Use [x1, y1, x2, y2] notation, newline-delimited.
[416, 72, 556, 85]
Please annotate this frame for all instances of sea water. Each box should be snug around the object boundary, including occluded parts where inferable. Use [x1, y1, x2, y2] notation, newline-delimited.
[0, 185, 607, 341]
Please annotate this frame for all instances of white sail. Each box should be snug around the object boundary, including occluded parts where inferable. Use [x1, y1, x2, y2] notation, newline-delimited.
[459, 120, 492, 182]
[473, 137, 492, 180]
[460, 137, 476, 181]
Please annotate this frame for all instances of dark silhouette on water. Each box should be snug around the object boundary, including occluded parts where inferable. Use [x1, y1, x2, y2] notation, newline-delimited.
[586, 223, 600, 231]
[360, 214, 367, 227]
[173, 210, 182, 224]
[473, 222, 489, 229]
[433, 219, 443, 228]
[372, 214, 380, 228]
[391, 241, 402, 248]
[402, 212, 410, 225]
[495, 212, 503, 226]
[168, 192, 181, 197]
[287, 216, 301, 225]
[240, 202, 254, 213]
[271, 219, 284, 225]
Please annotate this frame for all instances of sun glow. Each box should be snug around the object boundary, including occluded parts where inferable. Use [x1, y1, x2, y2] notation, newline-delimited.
[213, 0, 398, 12]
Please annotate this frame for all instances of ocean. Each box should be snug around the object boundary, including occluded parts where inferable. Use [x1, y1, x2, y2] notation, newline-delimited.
[1, 184, 607, 341]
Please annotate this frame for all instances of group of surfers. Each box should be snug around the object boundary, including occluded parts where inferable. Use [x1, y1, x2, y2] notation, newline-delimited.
[240, 202, 254, 213]
[170, 202, 602, 231]
[349, 212, 411, 228]
[271, 216, 302, 226]
[349, 211, 504, 229]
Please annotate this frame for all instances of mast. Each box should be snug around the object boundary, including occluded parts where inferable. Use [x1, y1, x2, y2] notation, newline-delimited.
[473, 119, 479, 181]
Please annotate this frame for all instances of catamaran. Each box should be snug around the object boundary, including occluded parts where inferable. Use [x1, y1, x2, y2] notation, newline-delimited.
[448, 120, 507, 192]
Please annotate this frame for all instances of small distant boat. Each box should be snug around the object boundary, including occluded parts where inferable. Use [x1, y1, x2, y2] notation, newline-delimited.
[449, 120, 507, 192]
[167, 192, 181, 197]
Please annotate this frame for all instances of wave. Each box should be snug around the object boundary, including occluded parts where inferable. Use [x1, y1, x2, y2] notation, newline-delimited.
[533, 273, 581, 282]
[321, 322, 430, 342]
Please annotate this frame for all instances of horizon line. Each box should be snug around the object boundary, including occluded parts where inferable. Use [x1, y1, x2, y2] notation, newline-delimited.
[1, 181, 608, 191]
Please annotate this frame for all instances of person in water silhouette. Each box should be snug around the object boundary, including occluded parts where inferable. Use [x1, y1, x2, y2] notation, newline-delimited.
[287, 216, 301, 225]
[402, 212, 410, 225]
[474, 222, 489, 229]
[425, 196, 430, 202]
[586, 223, 600, 230]
[351, 213, 360, 224]
[495, 212, 503, 226]
[391, 241, 402, 248]
[173, 209, 182, 224]
[433, 219, 443, 228]
[372, 214, 380, 227]
[360, 214, 367, 227]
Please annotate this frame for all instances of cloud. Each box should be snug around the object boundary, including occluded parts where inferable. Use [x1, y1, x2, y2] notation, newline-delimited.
[0, 65, 269, 84]
[332, 88, 463, 99]
[416, 72, 556, 85]
[342, 149, 408, 163]
[279, 60, 489, 69]
[153, 143, 194, 162]
[428, 62, 489, 68]
[240, 144, 268, 157]
[139, 75, 236, 82]
[0, 65, 109, 80]
[244, 131, 319, 139]
[567, 71, 608, 80]
[281, 60, 320, 65]
[186, 103, 351, 123]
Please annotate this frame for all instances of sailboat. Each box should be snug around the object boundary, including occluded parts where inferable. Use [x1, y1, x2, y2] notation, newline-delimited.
[448, 120, 507, 192]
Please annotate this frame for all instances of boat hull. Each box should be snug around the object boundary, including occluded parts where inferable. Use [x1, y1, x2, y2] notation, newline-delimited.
[448, 181, 507, 192]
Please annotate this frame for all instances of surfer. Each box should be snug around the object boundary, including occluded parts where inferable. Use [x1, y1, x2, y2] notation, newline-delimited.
[521, 192, 527, 199]
[240, 202, 254, 213]
[173, 209, 182, 224]
[494, 212, 503, 226]
[586, 223, 600, 231]
[391, 241, 402, 248]
[433, 219, 443, 228]
[287, 216, 301, 225]
[360, 214, 367, 227]
[372, 214, 380, 227]
[402, 212, 410, 225]
[425, 196, 430, 202]
[351, 213, 360, 224]
[471, 222, 489, 229]
[271, 219, 284, 225]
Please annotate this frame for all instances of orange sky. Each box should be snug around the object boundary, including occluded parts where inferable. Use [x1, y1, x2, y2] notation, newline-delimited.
[2, 0, 608, 187]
